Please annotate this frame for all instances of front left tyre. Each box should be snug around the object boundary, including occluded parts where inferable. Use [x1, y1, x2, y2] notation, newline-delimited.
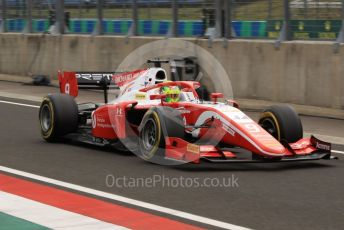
[39, 94, 78, 142]
[138, 107, 185, 163]
[258, 105, 303, 143]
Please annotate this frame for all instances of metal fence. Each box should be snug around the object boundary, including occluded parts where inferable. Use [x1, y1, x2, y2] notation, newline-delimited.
[1, 0, 344, 42]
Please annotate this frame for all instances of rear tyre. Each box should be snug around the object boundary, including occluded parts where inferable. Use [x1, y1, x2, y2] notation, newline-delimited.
[138, 107, 184, 163]
[39, 94, 78, 142]
[258, 105, 303, 143]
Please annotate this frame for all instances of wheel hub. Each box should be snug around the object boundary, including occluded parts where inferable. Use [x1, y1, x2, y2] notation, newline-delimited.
[142, 119, 158, 151]
[40, 104, 51, 132]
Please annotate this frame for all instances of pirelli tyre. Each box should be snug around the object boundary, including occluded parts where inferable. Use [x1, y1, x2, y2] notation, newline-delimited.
[39, 94, 78, 142]
[258, 105, 303, 143]
[138, 107, 184, 163]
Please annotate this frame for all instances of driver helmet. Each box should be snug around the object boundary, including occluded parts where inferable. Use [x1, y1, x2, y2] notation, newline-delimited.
[160, 86, 181, 103]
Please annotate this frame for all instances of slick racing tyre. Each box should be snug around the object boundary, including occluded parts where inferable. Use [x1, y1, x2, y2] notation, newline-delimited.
[138, 107, 184, 163]
[258, 105, 303, 143]
[39, 94, 78, 142]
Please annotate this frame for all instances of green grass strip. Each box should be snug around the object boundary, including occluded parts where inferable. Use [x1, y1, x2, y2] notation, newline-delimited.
[0, 212, 49, 230]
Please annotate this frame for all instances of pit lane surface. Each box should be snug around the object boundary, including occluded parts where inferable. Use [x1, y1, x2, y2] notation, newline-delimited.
[0, 89, 343, 229]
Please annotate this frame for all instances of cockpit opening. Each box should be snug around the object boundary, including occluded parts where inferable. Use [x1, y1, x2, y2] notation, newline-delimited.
[155, 70, 166, 83]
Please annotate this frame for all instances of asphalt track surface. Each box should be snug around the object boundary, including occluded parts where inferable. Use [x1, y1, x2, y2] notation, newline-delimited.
[0, 87, 343, 229]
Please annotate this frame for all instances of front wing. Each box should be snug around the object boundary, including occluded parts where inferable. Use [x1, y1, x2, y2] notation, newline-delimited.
[165, 135, 337, 164]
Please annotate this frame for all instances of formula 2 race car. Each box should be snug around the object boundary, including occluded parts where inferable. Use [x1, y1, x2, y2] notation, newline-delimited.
[39, 61, 336, 164]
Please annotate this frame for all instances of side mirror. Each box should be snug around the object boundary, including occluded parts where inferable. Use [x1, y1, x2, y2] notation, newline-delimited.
[210, 93, 224, 104]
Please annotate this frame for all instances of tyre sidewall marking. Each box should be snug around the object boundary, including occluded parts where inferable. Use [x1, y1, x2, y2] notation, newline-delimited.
[259, 111, 281, 141]
[40, 97, 55, 139]
[141, 110, 161, 160]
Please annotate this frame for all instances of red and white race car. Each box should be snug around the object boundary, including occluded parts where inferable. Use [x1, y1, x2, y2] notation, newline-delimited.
[39, 61, 335, 164]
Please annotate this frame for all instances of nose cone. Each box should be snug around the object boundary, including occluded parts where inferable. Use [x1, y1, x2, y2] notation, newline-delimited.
[218, 106, 286, 157]
[251, 131, 286, 156]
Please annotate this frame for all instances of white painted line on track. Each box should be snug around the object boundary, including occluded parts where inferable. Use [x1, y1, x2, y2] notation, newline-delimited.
[0, 166, 251, 230]
[332, 150, 344, 155]
[0, 100, 39, 108]
[0, 91, 42, 102]
[0, 191, 128, 230]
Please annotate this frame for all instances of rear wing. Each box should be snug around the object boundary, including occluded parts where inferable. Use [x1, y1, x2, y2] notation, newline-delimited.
[58, 69, 147, 103]
[58, 71, 120, 103]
